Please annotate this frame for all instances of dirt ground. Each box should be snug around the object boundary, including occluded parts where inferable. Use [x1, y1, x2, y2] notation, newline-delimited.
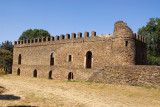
[0, 75, 160, 107]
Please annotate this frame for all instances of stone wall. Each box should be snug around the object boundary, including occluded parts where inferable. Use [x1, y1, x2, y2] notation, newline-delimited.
[12, 21, 152, 87]
[89, 65, 160, 87]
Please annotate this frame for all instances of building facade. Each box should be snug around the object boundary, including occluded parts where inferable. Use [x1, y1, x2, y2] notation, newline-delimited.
[12, 21, 160, 87]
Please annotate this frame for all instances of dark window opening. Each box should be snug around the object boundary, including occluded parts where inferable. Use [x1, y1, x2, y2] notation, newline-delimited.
[31, 40, 34, 43]
[68, 72, 73, 80]
[125, 41, 128, 47]
[18, 54, 21, 65]
[50, 53, 54, 66]
[33, 69, 37, 77]
[17, 68, 20, 76]
[28, 40, 30, 43]
[48, 70, 52, 79]
[24, 40, 27, 43]
[69, 55, 72, 62]
[86, 51, 92, 68]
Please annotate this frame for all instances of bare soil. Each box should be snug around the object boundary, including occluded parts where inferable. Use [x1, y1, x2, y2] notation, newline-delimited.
[0, 75, 160, 107]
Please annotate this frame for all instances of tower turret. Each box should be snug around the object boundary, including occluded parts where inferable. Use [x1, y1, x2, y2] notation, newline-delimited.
[112, 21, 136, 65]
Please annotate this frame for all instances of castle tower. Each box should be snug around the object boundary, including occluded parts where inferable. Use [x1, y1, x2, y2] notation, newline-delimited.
[112, 21, 136, 65]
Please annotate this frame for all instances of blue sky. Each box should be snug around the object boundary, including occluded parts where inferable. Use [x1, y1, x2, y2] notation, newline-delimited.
[0, 0, 160, 44]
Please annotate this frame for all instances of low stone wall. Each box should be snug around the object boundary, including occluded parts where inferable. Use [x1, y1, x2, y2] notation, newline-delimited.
[89, 65, 160, 87]
[12, 65, 160, 87]
[12, 65, 96, 80]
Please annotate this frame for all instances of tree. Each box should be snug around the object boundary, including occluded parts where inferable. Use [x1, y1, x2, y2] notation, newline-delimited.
[138, 18, 160, 65]
[0, 41, 13, 74]
[19, 29, 51, 40]
[0, 41, 13, 53]
[0, 49, 12, 73]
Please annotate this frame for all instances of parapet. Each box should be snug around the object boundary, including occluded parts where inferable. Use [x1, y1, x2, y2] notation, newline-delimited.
[134, 33, 146, 43]
[14, 31, 97, 46]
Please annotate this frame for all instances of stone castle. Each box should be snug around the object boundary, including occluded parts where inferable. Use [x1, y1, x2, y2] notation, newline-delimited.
[12, 21, 160, 87]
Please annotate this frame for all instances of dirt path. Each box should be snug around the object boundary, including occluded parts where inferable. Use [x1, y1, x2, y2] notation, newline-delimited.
[0, 75, 160, 107]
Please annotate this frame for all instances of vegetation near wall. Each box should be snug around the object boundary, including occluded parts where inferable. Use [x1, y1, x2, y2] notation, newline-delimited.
[0, 41, 13, 74]
[0, 29, 50, 74]
[138, 18, 160, 65]
[19, 29, 50, 40]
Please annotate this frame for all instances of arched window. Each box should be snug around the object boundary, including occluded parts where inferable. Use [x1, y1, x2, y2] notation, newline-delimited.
[18, 54, 21, 65]
[68, 72, 73, 80]
[48, 70, 52, 79]
[125, 41, 128, 47]
[33, 69, 37, 77]
[17, 68, 20, 76]
[68, 55, 72, 62]
[86, 51, 92, 68]
[50, 53, 54, 66]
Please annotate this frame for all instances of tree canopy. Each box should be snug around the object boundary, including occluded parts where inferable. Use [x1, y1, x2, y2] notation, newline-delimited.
[138, 18, 160, 65]
[0, 49, 12, 72]
[19, 29, 51, 40]
[0, 41, 13, 53]
[0, 41, 13, 73]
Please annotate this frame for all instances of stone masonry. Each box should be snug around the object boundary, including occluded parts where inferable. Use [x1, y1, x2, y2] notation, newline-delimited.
[12, 21, 160, 87]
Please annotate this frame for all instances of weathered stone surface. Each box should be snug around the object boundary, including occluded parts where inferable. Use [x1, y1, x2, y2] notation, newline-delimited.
[12, 21, 159, 88]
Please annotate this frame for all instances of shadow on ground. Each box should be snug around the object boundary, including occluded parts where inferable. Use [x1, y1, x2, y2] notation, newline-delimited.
[7, 106, 39, 107]
[0, 94, 21, 100]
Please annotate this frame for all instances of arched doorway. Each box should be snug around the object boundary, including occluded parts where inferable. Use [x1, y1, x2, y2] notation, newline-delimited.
[48, 70, 52, 79]
[68, 72, 73, 80]
[86, 51, 92, 68]
[17, 68, 20, 76]
[33, 69, 37, 77]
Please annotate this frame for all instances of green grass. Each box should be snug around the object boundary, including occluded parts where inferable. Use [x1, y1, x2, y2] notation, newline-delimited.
[68, 80, 91, 83]
[139, 85, 160, 90]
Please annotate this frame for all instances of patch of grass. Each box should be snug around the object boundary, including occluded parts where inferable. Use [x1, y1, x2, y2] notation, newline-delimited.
[68, 80, 91, 83]
[139, 85, 160, 90]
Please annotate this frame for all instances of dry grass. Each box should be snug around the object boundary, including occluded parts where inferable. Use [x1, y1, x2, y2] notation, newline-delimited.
[0, 75, 160, 107]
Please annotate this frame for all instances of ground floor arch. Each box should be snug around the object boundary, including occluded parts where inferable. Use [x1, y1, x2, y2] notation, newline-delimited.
[17, 68, 20, 75]
[33, 69, 37, 77]
[48, 70, 52, 79]
[68, 72, 73, 80]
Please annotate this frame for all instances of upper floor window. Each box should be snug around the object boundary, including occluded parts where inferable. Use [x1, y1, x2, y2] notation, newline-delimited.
[18, 54, 21, 65]
[86, 51, 92, 68]
[68, 55, 72, 62]
[125, 41, 128, 47]
[50, 53, 54, 66]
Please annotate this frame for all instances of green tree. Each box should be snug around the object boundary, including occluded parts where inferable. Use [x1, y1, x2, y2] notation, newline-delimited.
[0, 49, 13, 73]
[0, 41, 13, 53]
[19, 29, 51, 40]
[138, 18, 160, 65]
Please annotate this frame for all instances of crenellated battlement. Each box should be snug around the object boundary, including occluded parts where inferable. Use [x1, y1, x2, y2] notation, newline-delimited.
[14, 31, 97, 46]
[12, 21, 148, 85]
[134, 33, 146, 43]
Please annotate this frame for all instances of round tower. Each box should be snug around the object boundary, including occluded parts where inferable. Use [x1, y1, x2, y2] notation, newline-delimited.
[112, 21, 136, 65]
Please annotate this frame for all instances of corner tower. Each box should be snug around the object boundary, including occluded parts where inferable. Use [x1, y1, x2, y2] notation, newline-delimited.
[112, 21, 136, 65]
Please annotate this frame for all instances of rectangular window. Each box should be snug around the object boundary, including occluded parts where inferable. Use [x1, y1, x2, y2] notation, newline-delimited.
[69, 55, 72, 62]
[125, 41, 128, 47]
